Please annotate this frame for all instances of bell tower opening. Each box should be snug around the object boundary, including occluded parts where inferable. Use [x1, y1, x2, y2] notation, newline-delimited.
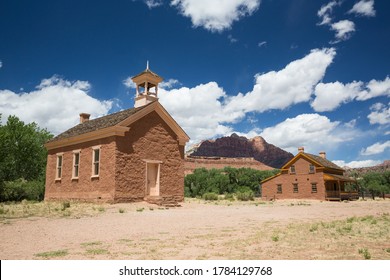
[131, 61, 163, 108]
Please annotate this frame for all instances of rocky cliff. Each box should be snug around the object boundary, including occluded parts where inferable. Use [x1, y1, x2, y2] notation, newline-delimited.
[346, 160, 390, 176]
[188, 133, 294, 168]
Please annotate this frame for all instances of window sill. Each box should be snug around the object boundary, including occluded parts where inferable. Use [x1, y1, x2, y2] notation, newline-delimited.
[71, 177, 79, 181]
[91, 175, 100, 179]
[55, 178, 61, 182]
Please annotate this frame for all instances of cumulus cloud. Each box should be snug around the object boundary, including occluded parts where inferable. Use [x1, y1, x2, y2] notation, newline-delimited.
[143, 0, 163, 9]
[348, 0, 376, 17]
[123, 77, 136, 89]
[361, 140, 390, 156]
[368, 102, 390, 125]
[0, 76, 112, 135]
[259, 113, 358, 154]
[332, 159, 381, 168]
[312, 81, 363, 112]
[160, 79, 181, 89]
[330, 19, 355, 42]
[158, 82, 236, 144]
[317, 0, 341, 25]
[357, 77, 390, 100]
[170, 0, 260, 32]
[225, 48, 336, 114]
[312, 77, 390, 112]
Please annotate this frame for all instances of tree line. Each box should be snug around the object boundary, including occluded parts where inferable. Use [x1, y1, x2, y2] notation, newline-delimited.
[185, 167, 279, 200]
[355, 171, 390, 199]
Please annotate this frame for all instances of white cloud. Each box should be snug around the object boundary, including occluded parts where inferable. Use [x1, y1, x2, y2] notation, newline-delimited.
[160, 79, 181, 89]
[368, 103, 390, 125]
[317, 0, 341, 25]
[331, 19, 355, 42]
[225, 48, 336, 114]
[348, 0, 376, 17]
[258, 41, 267, 47]
[0, 76, 112, 135]
[158, 82, 236, 145]
[312, 81, 363, 112]
[228, 34, 238, 43]
[332, 159, 381, 168]
[312, 77, 390, 112]
[361, 140, 390, 156]
[0, 60, 2, 68]
[259, 113, 358, 154]
[123, 77, 136, 89]
[170, 0, 260, 32]
[143, 0, 163, 9]
[357, 77, 390, 100]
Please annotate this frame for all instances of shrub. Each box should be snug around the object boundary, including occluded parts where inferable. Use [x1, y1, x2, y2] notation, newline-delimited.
[224, 193, 235, 201]
[236, 191, 254, 201]
[0, 179, 45, 202]
[61, 201, 71, 211]
[202, 192, 219, 201]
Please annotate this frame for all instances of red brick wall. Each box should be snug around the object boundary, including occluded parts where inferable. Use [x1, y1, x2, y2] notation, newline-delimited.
[45, 137, 117, 202]
[114, 111, 184, 202]
[261, 158, 326, 200]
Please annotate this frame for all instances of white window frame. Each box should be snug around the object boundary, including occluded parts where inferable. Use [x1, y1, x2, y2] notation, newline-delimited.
[72, 150, 81, 179]
[55, 153, 64, 181]
[91, 146, 101, 178]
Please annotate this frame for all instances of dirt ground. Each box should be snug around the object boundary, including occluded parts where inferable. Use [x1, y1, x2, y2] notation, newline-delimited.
[1, 199, 390, 260]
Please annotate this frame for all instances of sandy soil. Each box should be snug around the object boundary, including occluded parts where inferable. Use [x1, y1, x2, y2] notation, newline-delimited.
[1, 199, 390, 260]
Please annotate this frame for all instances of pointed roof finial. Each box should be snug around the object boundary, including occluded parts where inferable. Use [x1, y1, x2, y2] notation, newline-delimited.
[146, 60, 149, 70]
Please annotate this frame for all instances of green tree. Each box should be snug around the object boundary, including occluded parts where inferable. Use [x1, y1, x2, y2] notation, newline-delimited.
[360, 172, 388, 199]
[0, 115, 52, 201]
[184, 167, 279, 198]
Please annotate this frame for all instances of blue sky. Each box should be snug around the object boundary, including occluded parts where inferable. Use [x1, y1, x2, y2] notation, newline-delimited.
[0, 0, 389, 167]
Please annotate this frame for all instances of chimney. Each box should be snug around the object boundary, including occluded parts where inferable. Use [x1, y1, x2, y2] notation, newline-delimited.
[319, 151, 326, 159]
[79, 113, 90, 124]
[298, 147, 304, 153]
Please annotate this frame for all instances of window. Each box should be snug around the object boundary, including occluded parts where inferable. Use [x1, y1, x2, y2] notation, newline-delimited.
[277, 184, 282, 194]
[72, 151, 80, 179]
[56, 154, 63, 180]
[290, 165, 296, 174]
[293, 183, 298, 193]
[92, 147, 100, 177]
[311, 183, 317, 193]
[309, 164, 315, 174]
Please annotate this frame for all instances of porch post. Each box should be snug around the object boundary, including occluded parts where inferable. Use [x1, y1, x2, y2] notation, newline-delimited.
[338, 180, 341, 200]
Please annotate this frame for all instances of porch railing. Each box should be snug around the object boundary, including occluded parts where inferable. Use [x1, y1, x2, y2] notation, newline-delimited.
[326, 191, 359, 200]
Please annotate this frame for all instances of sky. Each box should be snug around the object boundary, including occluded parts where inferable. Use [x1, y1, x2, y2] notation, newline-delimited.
[0, 0, 389, 168]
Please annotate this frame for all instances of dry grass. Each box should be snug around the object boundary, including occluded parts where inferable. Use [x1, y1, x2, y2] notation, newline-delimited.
[0, 200, 106, 221]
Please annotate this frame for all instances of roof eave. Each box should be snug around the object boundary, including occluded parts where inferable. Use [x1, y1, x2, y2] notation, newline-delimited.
[45, 126, 130, 150]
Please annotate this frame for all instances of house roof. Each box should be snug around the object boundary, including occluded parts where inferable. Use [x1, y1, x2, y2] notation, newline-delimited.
[301, 153, 344, 171]
[45, 101, 190, 150]
[132, 68, 162, 80]
[48, 104, 149, 143]
[323, 173, 356, 182]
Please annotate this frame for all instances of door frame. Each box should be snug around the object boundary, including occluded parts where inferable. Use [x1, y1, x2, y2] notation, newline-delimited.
[143, 159, 163, 197]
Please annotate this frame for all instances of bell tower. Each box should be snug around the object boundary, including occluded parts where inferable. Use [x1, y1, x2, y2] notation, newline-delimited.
[131, 62, 163, 108]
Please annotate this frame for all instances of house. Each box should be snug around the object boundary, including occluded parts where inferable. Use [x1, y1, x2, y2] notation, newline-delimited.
[261, 147, 358, 201]
[44, 65, 190, 205]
